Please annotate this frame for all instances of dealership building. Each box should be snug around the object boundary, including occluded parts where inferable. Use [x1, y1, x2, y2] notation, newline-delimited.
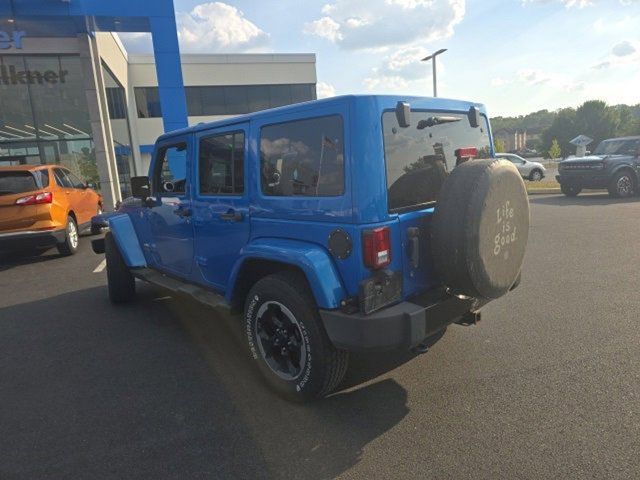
[0, 0, 317, 207]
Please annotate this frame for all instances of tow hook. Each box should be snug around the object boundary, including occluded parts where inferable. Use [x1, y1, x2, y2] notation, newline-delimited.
[455, 310, 482, 326]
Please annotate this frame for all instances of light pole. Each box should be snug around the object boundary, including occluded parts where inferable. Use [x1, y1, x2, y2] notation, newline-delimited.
[421, 48, 447, 97]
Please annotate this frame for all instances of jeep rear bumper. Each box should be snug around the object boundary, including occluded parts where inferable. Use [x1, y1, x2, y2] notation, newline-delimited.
[319, 288, 482, 352]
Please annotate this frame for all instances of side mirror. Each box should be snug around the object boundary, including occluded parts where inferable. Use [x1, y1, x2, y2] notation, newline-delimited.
[85, 181, 96, 190]
[395, 101, 411, 128]
[131, 176, 151, 200]
[468, 106, 481, 128]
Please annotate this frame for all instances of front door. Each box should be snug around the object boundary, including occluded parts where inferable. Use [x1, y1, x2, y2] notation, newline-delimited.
[192, 124, 251, 291]
[147, 137, 195, 276]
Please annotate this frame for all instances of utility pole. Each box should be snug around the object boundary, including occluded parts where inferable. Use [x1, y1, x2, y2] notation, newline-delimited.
[421, 49, 447, 97]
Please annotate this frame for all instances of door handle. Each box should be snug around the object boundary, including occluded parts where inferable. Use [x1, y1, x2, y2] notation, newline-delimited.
[220, 209, 243, 222]
[174, 207, 192, 218]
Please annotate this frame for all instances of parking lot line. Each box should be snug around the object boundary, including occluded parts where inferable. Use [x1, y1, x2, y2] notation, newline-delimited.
[93, 259, 106, 273]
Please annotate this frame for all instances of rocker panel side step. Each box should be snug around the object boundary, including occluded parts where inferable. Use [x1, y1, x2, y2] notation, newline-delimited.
[132, 268, 229, 311]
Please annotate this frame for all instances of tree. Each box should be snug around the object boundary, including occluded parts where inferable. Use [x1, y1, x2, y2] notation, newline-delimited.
[548, 139, 561, 160]
[541, 107, 576, 158]
[494, 138, 506, 153]
[573, 100, 619, 147]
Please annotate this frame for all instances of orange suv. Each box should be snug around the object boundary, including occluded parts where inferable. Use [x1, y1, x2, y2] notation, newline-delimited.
[0, 165, 103, 255]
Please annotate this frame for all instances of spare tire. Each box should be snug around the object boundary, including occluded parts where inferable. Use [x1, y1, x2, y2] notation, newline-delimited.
[431, 159, 529, 300]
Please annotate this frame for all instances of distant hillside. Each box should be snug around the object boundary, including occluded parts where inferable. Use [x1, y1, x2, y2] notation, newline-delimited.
[491, 103, 640, 157]
[491, 109, 556, 134]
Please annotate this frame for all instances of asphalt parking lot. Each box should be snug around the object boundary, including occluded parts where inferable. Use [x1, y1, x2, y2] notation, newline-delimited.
[1, 193, 639, 480]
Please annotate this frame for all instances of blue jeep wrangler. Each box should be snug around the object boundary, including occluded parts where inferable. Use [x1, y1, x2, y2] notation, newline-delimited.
[96, 95, 529, 401]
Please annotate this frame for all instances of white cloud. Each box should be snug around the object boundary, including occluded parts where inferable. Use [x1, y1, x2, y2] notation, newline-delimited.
[177, 2, 269, 53]
[317, 81, 337, 98]
[612, 40, 636, 57]
[516, 69, 585, 92]
[303, 17, 343, 42]
[522, 0, 593, 7]
[363, 45, 432, 92]
[304, 0, 465, 50]
[491, 77, 509, 87]
[591, 40, 640, 69]
[524, 0, 635, 6]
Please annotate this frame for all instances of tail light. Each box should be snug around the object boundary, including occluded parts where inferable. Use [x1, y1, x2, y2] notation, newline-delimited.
[363, 227, 391, 269]
[15, 191, 53, 205]
[455, 147, 478, 165]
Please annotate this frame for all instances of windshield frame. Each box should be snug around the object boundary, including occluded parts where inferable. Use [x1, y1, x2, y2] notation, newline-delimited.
[381, 107, 493, 214]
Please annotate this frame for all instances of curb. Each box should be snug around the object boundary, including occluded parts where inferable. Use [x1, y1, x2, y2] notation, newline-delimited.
[527, 189, 561, 195]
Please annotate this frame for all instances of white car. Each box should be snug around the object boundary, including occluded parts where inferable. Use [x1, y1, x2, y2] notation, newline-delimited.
[496, 153, 546, 181]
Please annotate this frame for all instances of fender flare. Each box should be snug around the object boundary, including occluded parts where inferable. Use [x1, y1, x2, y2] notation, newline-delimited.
[108, 214, 147, 268]
[611, 163, 639, 181]
[226, 238, 346, 309]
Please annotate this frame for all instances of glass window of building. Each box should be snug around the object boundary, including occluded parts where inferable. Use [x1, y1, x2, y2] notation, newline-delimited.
[134, 87, 162, 118]
[103, 64, 135, 198]
[149, 84, 317, 119]
[0, 54, 96, 186]
[260, 115, 344, 197]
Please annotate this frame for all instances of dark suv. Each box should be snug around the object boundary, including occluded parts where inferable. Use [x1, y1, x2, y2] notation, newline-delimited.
[556, 136, 640, 198]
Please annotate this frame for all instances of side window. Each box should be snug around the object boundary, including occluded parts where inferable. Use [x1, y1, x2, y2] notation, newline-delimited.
[199, 131, 245, 195]
[260, 115, 344, 197]
[154, 143, 188, 195]
[66, 171, 85, 188]
[53, 169, 73, 188]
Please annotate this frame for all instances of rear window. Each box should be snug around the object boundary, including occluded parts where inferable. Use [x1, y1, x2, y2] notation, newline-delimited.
[382, 110, 492, 212]
[0, 171, 38, 196]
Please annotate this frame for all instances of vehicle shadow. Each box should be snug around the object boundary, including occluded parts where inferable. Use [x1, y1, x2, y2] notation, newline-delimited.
[529, 192, 640, 207]
[0, 284, 411, 479]
[0, 248, 63, 271]
[175, 296, 412, 479]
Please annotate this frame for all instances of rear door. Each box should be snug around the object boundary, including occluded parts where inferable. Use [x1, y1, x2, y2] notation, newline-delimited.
[382, 108, 492, 297]
[63, 170, 93, 223]
[192, 124, 250, 290]
[147, 136, 195, 276]
[0, 170, 42, 232]
[53, 168, 79, 217]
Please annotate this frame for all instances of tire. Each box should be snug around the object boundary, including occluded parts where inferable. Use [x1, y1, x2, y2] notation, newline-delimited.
[431, 159, 529, 300]
[244, 271, 348, 402]
[561, 184, 581, 197]
[57, 216, 79, 256]
[608, 170, 635, 198]
[105, 232, 136, 303]
[90, 205, 103, 235]
[529, 169, 543, 182]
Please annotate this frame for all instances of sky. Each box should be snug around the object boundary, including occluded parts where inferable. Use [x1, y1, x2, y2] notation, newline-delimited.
[119, 0, 640, 117]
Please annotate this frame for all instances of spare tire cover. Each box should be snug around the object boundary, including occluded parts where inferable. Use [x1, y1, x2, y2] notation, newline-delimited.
[431, 159, 529, 299]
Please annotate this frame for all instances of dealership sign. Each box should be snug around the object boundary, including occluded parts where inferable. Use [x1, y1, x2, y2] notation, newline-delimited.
[0, 65, 69, 85]
[0, 30, 26, 49]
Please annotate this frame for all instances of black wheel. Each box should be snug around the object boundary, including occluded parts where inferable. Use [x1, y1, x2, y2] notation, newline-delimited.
[90, 205, 103, 235]
[244, 271, 348, 402]
[561, 184, 581, 197]
[57, 216, 79, 256]
[529, 169, 543, 182]
[105, 232, 136, 303]
[608, 170, 635, 198]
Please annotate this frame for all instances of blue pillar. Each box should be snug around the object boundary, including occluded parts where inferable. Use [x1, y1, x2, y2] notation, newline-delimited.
[149, 14, 188, 133]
